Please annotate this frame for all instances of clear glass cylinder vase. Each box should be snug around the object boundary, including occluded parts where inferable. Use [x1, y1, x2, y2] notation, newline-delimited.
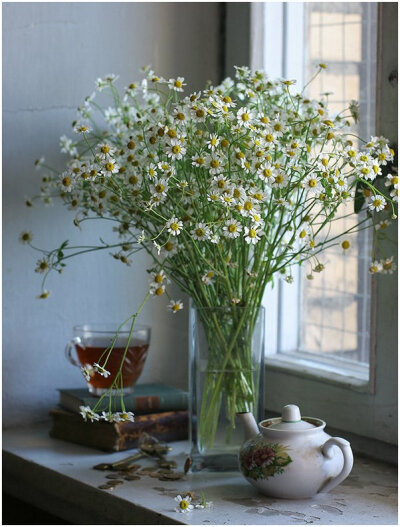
[189, 304, 265, 471]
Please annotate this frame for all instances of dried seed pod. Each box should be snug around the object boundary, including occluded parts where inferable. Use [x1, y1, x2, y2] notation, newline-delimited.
[184, 457, 193, 474]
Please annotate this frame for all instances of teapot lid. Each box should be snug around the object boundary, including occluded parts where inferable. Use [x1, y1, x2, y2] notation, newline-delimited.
[266, 404, 316, 430]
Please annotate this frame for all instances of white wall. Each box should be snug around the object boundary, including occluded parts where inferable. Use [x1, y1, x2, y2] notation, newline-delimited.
[3, 2, 220, 427]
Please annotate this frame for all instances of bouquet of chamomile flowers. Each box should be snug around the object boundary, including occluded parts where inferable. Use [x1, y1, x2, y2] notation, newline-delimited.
[23, 65, 396, 430]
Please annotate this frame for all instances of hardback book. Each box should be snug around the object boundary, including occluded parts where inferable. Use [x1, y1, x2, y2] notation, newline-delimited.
[58, 383, 188, 414]
[49, 407, 189, 451]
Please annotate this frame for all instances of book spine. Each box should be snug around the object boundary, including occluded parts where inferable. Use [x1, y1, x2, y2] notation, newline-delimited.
[49, 409, 188, 452]
[82, 392, 188, 413]
[116, 410, 189, 450]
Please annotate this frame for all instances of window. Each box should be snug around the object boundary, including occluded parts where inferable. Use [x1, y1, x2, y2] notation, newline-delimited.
[262, 2, 378, 384]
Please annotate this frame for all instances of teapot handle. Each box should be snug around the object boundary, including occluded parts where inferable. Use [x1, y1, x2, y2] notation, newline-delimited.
[318, 437, 353, 493]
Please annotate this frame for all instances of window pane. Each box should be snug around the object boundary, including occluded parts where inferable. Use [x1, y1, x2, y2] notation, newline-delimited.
[299, 3, 377, 366]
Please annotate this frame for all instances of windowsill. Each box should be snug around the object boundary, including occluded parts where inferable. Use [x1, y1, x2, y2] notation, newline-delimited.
[265, 354, 371, 393]
[2, 423, 397, 525]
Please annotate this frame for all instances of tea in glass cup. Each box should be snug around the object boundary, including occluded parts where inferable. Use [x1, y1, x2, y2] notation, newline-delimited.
[65, 323, 151, 395]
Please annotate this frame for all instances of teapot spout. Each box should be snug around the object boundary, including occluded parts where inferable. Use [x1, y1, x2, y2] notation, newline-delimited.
[237, 412, 259, 440]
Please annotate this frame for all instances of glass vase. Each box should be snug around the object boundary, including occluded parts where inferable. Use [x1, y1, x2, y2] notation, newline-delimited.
[189, 303, 265, 471]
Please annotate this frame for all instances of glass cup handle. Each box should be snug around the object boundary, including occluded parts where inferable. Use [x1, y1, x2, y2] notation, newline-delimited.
[65, 337, 82, 367]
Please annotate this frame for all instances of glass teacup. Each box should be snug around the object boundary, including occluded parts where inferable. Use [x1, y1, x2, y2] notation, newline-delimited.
[65, 323, 151, 395]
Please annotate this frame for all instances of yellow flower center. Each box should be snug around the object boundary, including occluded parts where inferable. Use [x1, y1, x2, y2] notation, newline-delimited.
[168, 129, 177, 138]
[244, 201, 253, 211]
[129, 175, 138, 185]
[172, 304, 180, 312]
[383, 261, 392, 270]
[176, 112, 185, 121]
[373, 199, 382, 207]
[105, 162, 114, 171]
[155, 287, 164, 296]
[172, 145, 181, 154]
[155, 184, 164, 193]
[101, 146, 110, 153]
[263, 169, 272, 178]
[378, 153, 386, 161]
[228, 224, 237, 233]
[308, 179, 317, 188]
[154, 274, 163, 283]
[361, 167, 370, 175]
[165, 241, 173, 251]
[249, 229, 257, 238]
[195, 228, 205, 237]
[265, 134, 274, 142]
[223, 96, 232, 103]
[196, 157, 205, 165]
[275, 174, 284, 184]
[180, 500, 189, 510]
[62, 176, 71, 187]
[174, 80, 183, 88]
[392, 176, 398, 185]
[274, 123, 282, 131]
[210, 137, 218, 146]
[211, 159, 220, 169]
[254, 193, 263, 200]
[170, 222, 179, 231]
[241, 113, 250, 122]
[221, 139, 229, 148]
[299, 230, 307, 239]
[342, 240, 350, 250]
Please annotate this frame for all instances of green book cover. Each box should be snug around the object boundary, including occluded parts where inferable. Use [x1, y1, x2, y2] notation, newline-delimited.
[58, 383, 188, 414]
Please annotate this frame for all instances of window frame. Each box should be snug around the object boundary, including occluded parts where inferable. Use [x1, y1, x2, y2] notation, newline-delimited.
[227, 1, 398, 447]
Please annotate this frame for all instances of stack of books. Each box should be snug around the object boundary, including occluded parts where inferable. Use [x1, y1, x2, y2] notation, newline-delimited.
[49, 383, 189, 451]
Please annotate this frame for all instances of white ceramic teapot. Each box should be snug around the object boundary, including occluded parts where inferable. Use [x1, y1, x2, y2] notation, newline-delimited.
[237, 404, 353, 499]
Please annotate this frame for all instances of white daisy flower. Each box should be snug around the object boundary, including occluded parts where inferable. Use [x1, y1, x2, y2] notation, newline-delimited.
[79, 406, 100, 422]
[202, 270, 215, 285]
[381, 257, 397, 274]
[113, 411, 135, 422]
[60, 135, 78, 156]
[150, 269, 168, 285]
[368, 195, 387, 212]
[73, 123, 92, 134]
[369, 260, 383, 274]
[167, 299, 184, 313]
[58, 172, 75, 192]
[206, 154, 224, 175]
[96, 74, 119, 91]
[150, 283, 166, 296]
[80, 363, 94, 381]
[166, 139, 186, 160]
[390, 187, 398, 202]
[103, 161, 120, 176]
[191, 222, 211, 241]
[207, 134, 220, 151]
[93, 363, 111, 378]
[302, 174, 323, 194]
[271, 171, 288, 188]
[151, 178, 169, 197]
[174, 495, 194, 513]
[223, 219, 242, 238]
[146, 163, 158, 178]
[168, 77, 186, 92]
[172, 105, 187, 122]
[244, 225, 262, 245]
[385, 173, 399, 188]
[375, 219, 391, 231]
[236, 107, 254, 128]
[166, 217, 183, 236]
[191, 155, 207, 168]
[96, 143, 115, 161]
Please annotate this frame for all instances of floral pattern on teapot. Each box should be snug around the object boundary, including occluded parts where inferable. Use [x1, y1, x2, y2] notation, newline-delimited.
[239, 435, 292, 480]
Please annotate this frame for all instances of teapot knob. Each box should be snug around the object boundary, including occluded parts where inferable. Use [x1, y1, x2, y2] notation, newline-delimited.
[282, 404, 301, 422]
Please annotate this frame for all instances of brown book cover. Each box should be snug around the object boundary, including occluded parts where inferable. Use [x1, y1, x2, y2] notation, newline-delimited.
[49, 407, 189, 451]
